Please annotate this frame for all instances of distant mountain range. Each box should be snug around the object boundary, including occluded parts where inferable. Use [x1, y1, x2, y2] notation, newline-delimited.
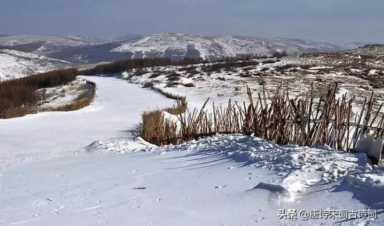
[0, 35, 95, 54]
[111, 33, 344, 60]
[0, 33, 350, 64]
[351, 44, 384, 56]
[0, 33, 381, 82]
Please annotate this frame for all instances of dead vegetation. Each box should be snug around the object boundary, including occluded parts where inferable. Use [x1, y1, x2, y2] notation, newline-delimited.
[148, 86, 187, 115]
[41, 81, 96, 112]
[141, 84, 384, 152]
[141, 110, 178, 146]
[200, 59, 261, 73]
[80, 58, 204, 76]
[0, 69, 78, 118]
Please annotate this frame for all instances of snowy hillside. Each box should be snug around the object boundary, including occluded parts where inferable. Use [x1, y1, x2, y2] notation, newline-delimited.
[0, 34, 343, 64]
[0, 35, 141, 64]
[0, 49, 70, 81]
[112, 33, 342, 60]
[352, 44, 384, 56]
[45, 41, 134, 64]
[0, 35, 96, 55]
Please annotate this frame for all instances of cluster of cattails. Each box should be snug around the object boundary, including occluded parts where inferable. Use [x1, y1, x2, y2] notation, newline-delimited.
[141, 83, 384, 152]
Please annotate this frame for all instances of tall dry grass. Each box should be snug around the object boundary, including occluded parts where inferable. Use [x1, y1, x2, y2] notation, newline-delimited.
[0, 68, 78, 118]
[141, 84, 384, 152]
[141, 111, 178, 145]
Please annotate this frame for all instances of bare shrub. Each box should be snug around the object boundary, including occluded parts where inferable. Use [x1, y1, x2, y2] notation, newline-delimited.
[81, 58, 205, 76]
[167, 72, 180, 82]
[0, 68, 79, 118]
[201, 60, 260, 73]
[183, 83, 195, 87]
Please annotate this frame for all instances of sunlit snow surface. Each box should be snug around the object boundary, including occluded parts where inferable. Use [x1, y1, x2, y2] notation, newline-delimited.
[1, 76, 384, 226]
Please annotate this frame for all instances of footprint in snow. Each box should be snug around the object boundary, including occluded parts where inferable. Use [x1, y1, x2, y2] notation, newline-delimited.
[248, 182, 292, 201]
[214, 185, 227, 189]
[133, 186, 147, 190]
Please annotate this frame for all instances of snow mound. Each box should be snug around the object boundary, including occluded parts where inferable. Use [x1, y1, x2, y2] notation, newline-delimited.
[90, 134, 372, 201]
[85, 137, 156, 153]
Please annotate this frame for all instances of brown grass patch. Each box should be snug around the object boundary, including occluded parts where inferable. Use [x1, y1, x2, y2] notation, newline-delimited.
[0, 68, 79, 118]
[141, 111, 178, 145]
[43, 81, 96, 112]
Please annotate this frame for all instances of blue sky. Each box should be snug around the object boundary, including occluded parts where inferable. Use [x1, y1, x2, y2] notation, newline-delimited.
[1, 0, 383, 43]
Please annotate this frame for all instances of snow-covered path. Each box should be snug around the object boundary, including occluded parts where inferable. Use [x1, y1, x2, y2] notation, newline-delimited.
[1, 76, 383, 226]
[0, 76, 174, 169]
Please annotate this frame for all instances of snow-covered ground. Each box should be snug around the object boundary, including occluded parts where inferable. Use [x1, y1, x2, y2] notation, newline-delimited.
[0, 49, 70, 81]
[123, 56, 384, 110]
[3, 136, 381, 226]
[37, 78, 93, 110]
[0, 76, 173, 169]
[1, 76, 384, 226]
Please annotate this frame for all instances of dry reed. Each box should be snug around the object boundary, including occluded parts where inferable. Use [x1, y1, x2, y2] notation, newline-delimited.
[141, 83, 384, 152]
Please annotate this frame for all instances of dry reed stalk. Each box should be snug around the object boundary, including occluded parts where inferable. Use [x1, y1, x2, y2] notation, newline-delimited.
[141, 83, 384, 153]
